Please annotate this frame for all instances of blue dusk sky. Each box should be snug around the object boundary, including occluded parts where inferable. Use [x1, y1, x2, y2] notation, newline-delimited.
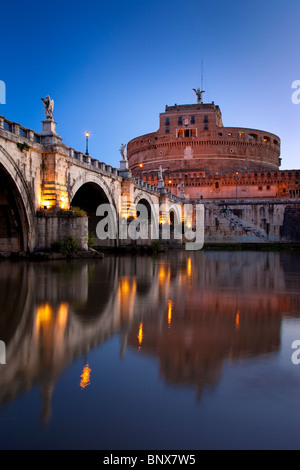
[0, 0, 299, 170]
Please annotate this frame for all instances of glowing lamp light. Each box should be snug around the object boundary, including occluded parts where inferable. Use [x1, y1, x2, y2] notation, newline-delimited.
[80, 363, 91, 389]
[139, 163, 143, 168]
[168, 299, 172, 326]
[85, 131, 90, 155]
[235, 310, 240, 330]
[137, 322, 143, 349]
[187, 257, 192, 277]
[36, 303, 53, 327]
[42, 199, 51, 210]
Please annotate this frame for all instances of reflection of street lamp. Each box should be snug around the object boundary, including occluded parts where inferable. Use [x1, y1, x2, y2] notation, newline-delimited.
[85, 131, 90, 155]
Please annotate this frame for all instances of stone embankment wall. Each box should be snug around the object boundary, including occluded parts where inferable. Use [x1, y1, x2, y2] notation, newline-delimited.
[203, 199, 300, 244]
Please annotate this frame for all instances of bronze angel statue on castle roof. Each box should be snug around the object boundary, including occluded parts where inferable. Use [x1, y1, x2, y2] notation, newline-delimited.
[193, 88, 205, 104]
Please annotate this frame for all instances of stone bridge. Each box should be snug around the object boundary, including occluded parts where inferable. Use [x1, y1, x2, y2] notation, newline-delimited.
[0, 111, 299, 254]
[0, 114, 183, 253]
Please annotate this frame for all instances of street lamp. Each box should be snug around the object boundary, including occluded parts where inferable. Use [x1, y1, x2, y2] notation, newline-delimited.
[85, 131, 90, 155]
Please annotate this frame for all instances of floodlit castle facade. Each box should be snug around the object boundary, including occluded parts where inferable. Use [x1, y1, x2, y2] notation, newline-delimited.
[127, 100, 299, 200]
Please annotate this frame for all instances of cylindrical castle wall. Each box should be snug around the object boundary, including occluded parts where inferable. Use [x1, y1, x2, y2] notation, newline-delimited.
[127, 127, 281, 175]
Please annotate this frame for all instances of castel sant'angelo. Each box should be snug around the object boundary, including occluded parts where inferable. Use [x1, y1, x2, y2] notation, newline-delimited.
[127, 89, 299, 201]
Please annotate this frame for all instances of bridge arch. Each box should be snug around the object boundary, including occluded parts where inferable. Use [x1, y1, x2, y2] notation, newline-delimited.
[69, 174, 118, 245]
[0, 145, 35, 252]
[134, 191, 159, 220]
[134, 191, 160, 242]
[167, 202, 182, 227]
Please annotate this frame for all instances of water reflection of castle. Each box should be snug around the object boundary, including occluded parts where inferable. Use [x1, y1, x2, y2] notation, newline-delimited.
[0, 252, 299, 421]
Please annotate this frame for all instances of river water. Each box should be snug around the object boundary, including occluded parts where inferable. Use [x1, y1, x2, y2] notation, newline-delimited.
[0, 250, 299, 450]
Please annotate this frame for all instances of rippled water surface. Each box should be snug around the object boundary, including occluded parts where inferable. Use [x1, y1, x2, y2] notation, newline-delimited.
[0, 250, 299, 450]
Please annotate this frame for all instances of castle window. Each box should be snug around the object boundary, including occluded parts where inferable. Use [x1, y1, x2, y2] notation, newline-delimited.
[166, 127, 169, 133]
[191, 116, 195, 124]
[218, 133, 223, 137]
[165, 118, 170, 125]
[204, 115, 208, 123]
[274, 139, 278, 145]
[204, 125, 208, 130]
[248, 133, 258, 140]
[177, 129, 196, 138]
[215, 182, 219, 189]
[178, 116, 182, 124]
[258, 186, 263, 190]
[263, 136, 270, 142]
[267, 185, 270, 190]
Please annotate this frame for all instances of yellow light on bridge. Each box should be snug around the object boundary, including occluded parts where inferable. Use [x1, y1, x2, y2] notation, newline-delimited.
[42, 200, 51, 209]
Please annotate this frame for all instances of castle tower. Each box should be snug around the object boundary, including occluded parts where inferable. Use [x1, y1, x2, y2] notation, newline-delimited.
[127, 97, 281, 199]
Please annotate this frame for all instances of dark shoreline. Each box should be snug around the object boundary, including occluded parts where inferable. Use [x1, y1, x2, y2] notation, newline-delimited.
[1, 242, 300, 261]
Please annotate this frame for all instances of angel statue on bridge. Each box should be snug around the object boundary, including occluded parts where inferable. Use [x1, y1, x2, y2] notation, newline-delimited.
[41, 95, 54, 120]
[120, 143, 127, 160]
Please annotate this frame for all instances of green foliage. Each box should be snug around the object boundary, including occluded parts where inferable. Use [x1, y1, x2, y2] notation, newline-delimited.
[17, 142, 31, 152]
[151, 240, 161, 252]
[88, 232, 94, 249]
[50, 236, 79, 255]
[72, 206, 87, 217]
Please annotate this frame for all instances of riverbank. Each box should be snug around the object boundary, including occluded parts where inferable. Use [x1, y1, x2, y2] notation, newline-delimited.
[0, 248, 104, 261]
[1, 242, 300, 260]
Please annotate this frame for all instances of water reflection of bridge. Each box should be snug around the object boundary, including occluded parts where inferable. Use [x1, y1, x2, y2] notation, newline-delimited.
[0, 251, 299, 421]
